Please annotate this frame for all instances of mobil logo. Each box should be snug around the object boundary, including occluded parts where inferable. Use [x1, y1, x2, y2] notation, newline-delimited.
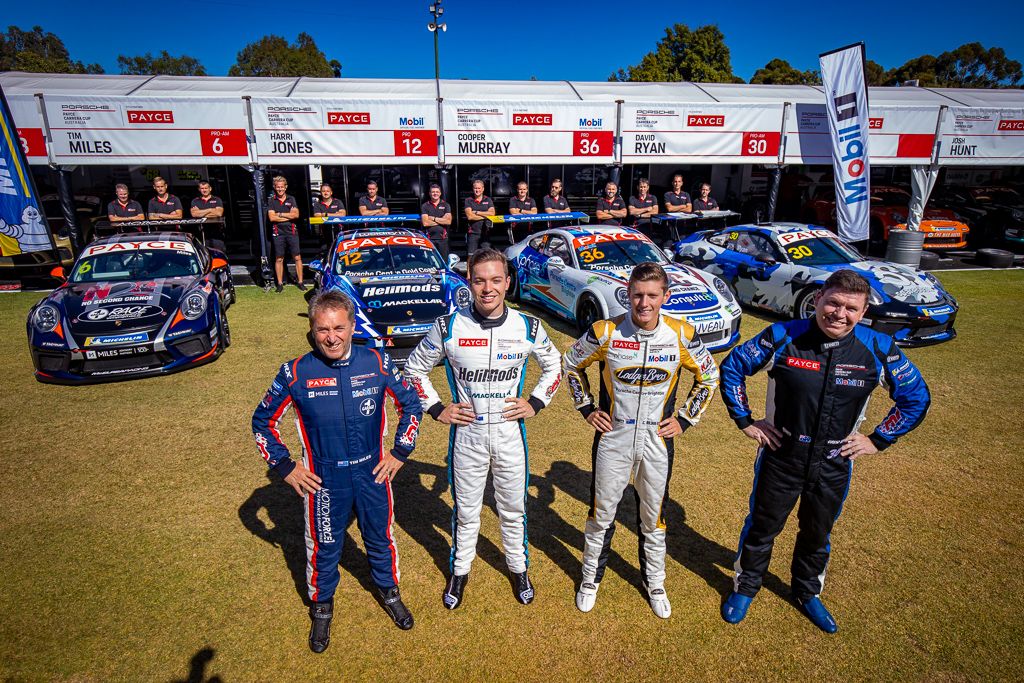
[513, 113, 552, 126]
[328, 111, 370, 125]
[612, 340, 641, 350]
[459, 338, 488, 347]
[869, 117, 885, 129]
[127, 110, 174, 124]
[786, 356, 821, 371]
[400, 116, 425, 126]
[998, 120, 1024, 131]
[687, 115, 725, 127]
[578, 117, 603, 127]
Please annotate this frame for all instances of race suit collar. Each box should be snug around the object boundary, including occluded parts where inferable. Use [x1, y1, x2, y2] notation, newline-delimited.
[810, 317, 855, 350]
[470, 303, 508, 329]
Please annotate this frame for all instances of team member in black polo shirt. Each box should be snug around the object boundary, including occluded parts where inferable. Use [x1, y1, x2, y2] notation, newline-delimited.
[463, 180, 495, 256]
[693, 183, 720, 211]
[313, 183, 346, 249]
[147, 176, 183, 221]
[509, 182, 537, 215]
[268, 175, 305, 293]
[664, 174, 692, 213]
[420, 183, 452, 260]
[595, 182, 627, 226]
[107, 184, 145, 224]
[628, 178, 659, 233]
[190, 180, 227, 252]
[542, 178, 571, 217]
[358, 181, 389, 216]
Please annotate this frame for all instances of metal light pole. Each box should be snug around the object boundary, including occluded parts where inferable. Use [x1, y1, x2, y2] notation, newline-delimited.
[427, 2, 447, 99]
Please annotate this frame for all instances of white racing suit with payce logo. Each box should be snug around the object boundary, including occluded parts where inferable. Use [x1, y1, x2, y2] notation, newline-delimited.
[563, 314, 719, 588]
[404, 305, 562, 576]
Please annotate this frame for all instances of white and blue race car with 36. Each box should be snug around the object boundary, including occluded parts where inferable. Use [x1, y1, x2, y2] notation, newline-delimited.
[505, 226, 742, 351]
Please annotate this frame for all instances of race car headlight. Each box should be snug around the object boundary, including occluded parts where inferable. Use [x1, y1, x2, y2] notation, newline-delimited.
[181, 292, 208, 320]
[614, 287, 630, 308]
[455, 286, 471, 308]
[33, 304, 60, 333]
[713, 277, 735, 303]
[868, 288, 883, 306]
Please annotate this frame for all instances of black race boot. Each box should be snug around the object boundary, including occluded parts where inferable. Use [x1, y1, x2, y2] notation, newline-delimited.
[442, 573, 469, 610]
[510, 570, 535, 605]
[379, 586, 414, 630]
[308, 600, 333, 653]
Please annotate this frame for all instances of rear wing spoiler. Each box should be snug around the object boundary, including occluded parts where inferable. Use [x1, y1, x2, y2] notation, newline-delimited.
[309, 214, 422, 225]
[652, 210, 741, 239]
[485, 211, 590, 243]
[93, 217, 221, 240]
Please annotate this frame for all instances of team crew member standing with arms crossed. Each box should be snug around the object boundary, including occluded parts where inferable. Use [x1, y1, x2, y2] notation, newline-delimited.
[267, 176, 305, 293]
[420, 183, 453, 260]
[312, 183, 346, 249]
[404, 249, 562, 610]
[252, 290, 423, 652]
[508, 182, 537, 215]
[147, 176, 183, 222]
[463, 179, 496, 256]
[190, 180, 226, 252]
[628, 178, 659, 234]
[663, 174, 692, 213]
[718, 269, 931, 633]
[107, 184, 145, 223]
[563, 262, 719, 618]
[595, 182, 627, 226]
[358, 180, 389, 216]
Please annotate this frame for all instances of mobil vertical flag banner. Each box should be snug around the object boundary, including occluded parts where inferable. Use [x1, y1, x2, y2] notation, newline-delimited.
[820, 43, 870, 242]
[0, 87, 55, 256]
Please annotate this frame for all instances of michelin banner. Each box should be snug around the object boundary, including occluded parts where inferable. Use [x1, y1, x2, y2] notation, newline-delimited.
[820, 43, 871, 242]
[0, 87, 55, 256]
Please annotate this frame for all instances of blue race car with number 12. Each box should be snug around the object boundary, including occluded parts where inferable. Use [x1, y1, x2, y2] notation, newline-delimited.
[309, 229, 470, 364]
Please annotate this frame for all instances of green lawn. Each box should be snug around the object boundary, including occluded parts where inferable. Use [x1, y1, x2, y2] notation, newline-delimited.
[1, 271, 1022, 681]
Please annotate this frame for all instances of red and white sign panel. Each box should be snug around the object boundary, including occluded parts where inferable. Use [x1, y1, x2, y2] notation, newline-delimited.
[43, 96, 251, 165]
[251, 98, 438, 164]
[938, 107, 1024, 166]
[442, 100, 615, 163]
[622, 103, 784, 163]
[7, 95, 48, 162]
[785, 104, 940, 165]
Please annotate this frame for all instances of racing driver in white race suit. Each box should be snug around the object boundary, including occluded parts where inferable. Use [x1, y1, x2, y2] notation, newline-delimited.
[563, 262, 719, 618]
[404, 248, 562, 609]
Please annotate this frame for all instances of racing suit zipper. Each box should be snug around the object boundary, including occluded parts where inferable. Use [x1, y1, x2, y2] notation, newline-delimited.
[487, 325, 494, 454]
[337, 363, 349, 466]
[633, 337, 647, 455]
[808, 346, 834, 480]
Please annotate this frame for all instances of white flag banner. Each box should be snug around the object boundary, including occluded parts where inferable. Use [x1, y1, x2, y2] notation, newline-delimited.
[820, 43, 871, 242]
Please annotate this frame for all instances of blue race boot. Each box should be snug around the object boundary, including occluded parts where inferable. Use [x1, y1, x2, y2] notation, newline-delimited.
[721, 592, 753, 624]
[798, 596, 838, 633]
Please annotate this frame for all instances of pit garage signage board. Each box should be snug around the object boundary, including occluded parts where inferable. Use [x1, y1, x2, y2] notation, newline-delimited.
[442, 100, 616, 163]
[42, 96, 251, 165]
[251, 98, 438, 164]
[6, 95, 48, 162]
[621, 103, 784, 163]
[938, 108, 1024, 166]
[784, 104, 940, 165]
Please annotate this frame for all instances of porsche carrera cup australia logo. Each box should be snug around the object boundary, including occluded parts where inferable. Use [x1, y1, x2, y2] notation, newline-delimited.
[615, 366, 670, 386]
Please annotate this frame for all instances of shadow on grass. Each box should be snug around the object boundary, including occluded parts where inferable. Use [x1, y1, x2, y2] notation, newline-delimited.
[542, 460, 790, 601]
[170, 646, 222, 683]
[238, 472, 379, 607]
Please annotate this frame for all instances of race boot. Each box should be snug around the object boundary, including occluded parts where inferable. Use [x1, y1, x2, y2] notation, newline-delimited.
[510, 570, 535, 605]
[379, 586, 414, 630]
[797, 596, 838, 634]
[308, 600, 333, 653]
[443, 573, 468, 610]
[575, 581, 599, 613]
[644, 583, 672, 619]
[721, 592, 753, 624]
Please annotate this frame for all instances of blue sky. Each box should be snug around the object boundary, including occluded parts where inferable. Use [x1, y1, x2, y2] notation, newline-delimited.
[6, 0, 1024, 82]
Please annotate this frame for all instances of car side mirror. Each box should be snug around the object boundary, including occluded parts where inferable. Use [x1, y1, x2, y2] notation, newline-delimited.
[50, 266, 66, 281]
[755, 254, 776, 265]
[211, 257, 228, 270]
[663, 247, 676, 260]
[448, 253, 460, 268]
[309, 259, 324, 273]
[547, 256, 565, 269]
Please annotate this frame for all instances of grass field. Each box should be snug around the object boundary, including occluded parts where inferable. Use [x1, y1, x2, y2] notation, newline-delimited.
[1, 270, 1023, 682]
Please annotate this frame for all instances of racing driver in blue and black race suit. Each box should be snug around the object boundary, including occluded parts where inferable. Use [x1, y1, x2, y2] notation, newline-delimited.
[718, 269, 930, 634]
[252, 290, 422, 653]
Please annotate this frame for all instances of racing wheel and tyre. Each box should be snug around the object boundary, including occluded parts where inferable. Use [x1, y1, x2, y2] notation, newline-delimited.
[507, 268, 521, 302]
[977, 248, 1014, 268]
[795, 287, 820, 320]
[576, 295, 602, 334]
[219, 308, 232, 349]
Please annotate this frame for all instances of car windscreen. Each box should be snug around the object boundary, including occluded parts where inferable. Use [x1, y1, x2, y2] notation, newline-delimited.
[333, 238, 444, 277]
[573, 237, 669, 270]
[71, 246, 201, 283]
[779, 236, 862, 266]
[871, 191, 909, 206]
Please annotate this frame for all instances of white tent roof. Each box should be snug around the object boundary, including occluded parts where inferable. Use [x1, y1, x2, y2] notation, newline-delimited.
[2, 72, 1021, 108]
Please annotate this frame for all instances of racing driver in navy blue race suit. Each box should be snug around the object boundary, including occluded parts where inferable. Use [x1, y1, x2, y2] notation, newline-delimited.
[252, 290, 423, 653]
[718, 269, 930, 633]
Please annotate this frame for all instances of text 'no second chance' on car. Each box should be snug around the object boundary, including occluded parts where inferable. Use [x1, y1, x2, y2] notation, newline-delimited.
[27, 232, 235, 383]
[308, 229, 470, 365]
[673, 222, 959, 346]
[505, 225, 742, 352]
